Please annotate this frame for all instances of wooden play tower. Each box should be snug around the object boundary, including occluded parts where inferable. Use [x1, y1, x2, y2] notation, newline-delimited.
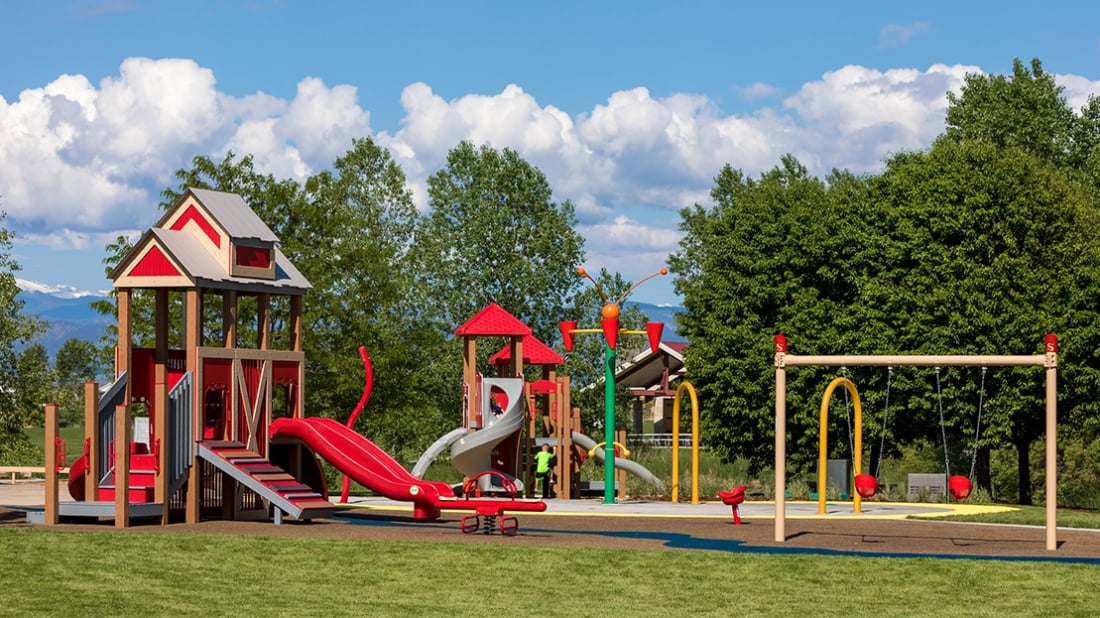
[43, 188, 332, 526]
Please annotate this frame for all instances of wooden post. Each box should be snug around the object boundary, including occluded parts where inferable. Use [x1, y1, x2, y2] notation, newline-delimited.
[257, 293, 270, 350]
[116, 289, 132, 414]
[83, 382, 99, 502]
[44, 404, 60, 526]
[1045, 338, 1058, 551]
[557, 377, 573, 499]
[462, 337, 477, 429]
[115, 404, 130, 528]
[525, 385, 536, 498]
[291, 294, 305, 419]
[185, 289, 201, 524]
[222, 290, 237, 348]
[155, 290, 169, 523]
[290, 295, 303, 352]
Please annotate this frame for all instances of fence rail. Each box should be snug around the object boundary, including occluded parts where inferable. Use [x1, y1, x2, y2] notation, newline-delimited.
[0, 466, 70, 483]
[626, 433, 696, 448]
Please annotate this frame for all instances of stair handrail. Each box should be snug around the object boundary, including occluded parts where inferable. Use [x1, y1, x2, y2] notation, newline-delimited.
[166, 372, 193, 495]
[95, 372, 127, 482]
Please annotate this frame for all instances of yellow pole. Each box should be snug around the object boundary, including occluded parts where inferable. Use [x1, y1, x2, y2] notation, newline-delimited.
[817, 377, 863, 514]
[671, 382, 700, 504]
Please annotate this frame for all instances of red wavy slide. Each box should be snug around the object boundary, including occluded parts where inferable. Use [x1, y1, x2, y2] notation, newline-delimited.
[270, 416, 454, 520]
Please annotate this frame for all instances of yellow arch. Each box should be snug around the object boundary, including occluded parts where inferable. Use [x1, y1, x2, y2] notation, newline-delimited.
[671, 381, 700, 504]
[818, 377, 864, 514]
[587, 441, 630, 458]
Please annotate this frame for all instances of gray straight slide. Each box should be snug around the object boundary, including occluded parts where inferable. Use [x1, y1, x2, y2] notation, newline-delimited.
[451, 377, 526, 492]
[570, 430, 662, 486]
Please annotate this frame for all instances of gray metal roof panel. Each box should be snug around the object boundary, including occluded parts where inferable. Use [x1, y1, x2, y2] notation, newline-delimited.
[152, 228, 311, 292]
[187, 188, 279, 243]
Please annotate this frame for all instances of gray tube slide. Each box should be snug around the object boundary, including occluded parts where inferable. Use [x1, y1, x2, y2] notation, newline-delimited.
[570, 431, 661, 485]
[412, 427, 467, 479]
[451, 377, 527, 492]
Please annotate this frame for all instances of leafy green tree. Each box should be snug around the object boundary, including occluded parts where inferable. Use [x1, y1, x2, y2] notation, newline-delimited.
[0, 210, 47, 463]
[672, 58, 1100, 508]
[292, 138, 448, 453]
[942, 58, 1077, 166]
[862, 140, 1100, 504]
[670, 156, 859, 473]
[412, 141, 586, 345]
[15, 344, 53, 427]
[53, 338, 105, 425]
[935, 57, 1100, 502]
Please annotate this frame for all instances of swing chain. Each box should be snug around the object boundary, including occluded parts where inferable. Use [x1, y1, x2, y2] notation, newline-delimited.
[874, 366, 893, 479]
[839, 367, 855, 465]
[935, 367, 951, 478]
[969, 367, 988, 481]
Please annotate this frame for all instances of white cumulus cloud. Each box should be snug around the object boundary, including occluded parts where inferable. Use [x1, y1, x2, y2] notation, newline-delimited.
[5, 56, 1100, 302]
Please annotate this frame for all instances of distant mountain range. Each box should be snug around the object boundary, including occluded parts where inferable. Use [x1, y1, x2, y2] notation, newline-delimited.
[627, 301, 686, 343]
[15, 282, 112, 357]
[14, 280, 685, 357]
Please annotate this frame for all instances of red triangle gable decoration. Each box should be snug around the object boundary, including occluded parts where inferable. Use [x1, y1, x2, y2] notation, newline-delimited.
[171, 204, 221, 248]
[130, 245, 182, 277]
[454, 303, 532, 337]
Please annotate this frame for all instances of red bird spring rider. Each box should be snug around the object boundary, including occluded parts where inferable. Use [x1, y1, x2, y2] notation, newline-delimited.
[718, 485, 747, 525]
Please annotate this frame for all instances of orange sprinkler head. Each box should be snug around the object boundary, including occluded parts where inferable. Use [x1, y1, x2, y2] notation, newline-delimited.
[601, 303, 620, 320]
[577, 267, 588, 278]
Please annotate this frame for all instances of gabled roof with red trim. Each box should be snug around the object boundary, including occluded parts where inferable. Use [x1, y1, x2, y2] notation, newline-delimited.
[454, 303, 532, 337]
[109, 188, 311, 293]
[489, 335, 564, 366]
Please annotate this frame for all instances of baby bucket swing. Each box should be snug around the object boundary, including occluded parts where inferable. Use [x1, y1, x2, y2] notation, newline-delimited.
[854, 367, 893, 499]
[935, 366, 988, 501]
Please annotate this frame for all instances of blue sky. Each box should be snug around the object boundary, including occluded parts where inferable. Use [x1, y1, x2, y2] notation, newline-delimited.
[2, 1, 1099, 306]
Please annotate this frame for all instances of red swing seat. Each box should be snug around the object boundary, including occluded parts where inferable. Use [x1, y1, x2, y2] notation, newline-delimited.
[854, 473, 880, 498]
[948, 475, 972, 500]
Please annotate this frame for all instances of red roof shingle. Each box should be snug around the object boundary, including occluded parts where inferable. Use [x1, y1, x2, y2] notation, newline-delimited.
[454, 303, 532, 337]
[489, 335, 564, 366]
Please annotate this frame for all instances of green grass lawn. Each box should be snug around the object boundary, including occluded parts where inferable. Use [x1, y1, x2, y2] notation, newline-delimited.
[0, 527, 1096, 617]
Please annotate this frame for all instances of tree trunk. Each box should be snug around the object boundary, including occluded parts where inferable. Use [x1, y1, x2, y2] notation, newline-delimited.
[1016, 438, 1032, 505]
[976, 445, 992, 497]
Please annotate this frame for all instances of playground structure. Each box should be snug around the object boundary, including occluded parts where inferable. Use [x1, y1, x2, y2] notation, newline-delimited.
[412, 303, 660, 501]
[773, 334, 1062, 551]
[37, 189, 544, 534]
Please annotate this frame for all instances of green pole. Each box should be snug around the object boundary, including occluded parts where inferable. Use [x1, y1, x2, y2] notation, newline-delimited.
[603, 342, 616, 504]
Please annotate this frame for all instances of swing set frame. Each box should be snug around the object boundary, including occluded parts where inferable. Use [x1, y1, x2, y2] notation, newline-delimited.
[773, 334, 1060, 551]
